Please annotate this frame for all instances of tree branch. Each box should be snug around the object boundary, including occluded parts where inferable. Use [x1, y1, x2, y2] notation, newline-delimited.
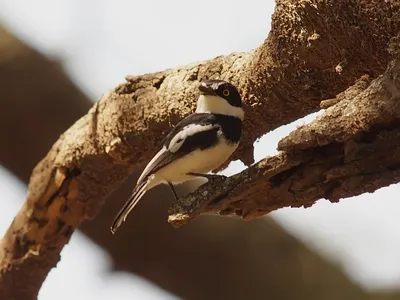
[0, 0, 398, 298]
[169, 57, 400, 226]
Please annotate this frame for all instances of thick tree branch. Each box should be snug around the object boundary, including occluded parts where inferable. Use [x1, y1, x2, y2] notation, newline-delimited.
[0, 0, 398, 299]
[169, 57, 400, 226]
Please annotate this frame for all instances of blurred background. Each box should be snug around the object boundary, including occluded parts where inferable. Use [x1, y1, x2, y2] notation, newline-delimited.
[1, 1, 400, 299]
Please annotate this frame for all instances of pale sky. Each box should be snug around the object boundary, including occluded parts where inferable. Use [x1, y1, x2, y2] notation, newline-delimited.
[0, 1, 399, 299]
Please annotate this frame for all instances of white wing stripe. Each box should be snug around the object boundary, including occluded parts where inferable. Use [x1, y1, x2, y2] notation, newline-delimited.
[168, 124, 216, 153]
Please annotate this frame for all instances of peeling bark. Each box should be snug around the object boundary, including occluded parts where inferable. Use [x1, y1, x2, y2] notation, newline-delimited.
[0, 0, 399, 299]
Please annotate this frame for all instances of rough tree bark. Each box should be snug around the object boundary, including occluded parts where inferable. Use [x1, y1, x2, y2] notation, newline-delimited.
[0, 0, 399, 299]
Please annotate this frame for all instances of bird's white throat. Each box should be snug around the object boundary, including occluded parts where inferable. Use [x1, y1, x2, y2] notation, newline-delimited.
[195, 95, 244, 120]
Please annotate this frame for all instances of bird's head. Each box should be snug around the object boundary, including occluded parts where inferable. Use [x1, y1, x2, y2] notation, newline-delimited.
[196, 80, 244, 120]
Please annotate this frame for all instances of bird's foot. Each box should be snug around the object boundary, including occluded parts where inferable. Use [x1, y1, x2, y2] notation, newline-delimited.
[167, 181, 179, 201]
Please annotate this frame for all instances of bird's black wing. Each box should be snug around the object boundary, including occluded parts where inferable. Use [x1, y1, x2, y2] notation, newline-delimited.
[136, 113, 220, 184]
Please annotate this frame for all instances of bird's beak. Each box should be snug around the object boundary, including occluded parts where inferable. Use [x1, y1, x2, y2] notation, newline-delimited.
[199, 82, 216, 95]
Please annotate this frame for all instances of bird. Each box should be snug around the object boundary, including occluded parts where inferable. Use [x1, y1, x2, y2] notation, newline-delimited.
[110, 79, 244, 234]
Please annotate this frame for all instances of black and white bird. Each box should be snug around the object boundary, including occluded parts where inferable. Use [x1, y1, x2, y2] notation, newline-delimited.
[111, 79, 244, 234]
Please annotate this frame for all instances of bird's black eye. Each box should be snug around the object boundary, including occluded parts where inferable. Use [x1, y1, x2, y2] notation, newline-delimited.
[222, 89, 230, 97]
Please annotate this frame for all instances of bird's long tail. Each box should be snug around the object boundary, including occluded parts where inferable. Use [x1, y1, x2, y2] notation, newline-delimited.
[111, 180, 149, 234]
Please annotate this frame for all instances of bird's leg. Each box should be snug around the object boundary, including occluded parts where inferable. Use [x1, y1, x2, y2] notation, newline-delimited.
[186, 172, 227, 180]
[167, 181, 179, 201]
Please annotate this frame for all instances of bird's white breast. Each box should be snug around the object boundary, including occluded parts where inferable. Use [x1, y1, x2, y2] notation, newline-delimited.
[153, 138, 238, 184]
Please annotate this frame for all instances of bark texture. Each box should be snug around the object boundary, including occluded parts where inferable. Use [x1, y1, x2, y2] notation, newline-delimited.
[0, 0, 399, 299]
